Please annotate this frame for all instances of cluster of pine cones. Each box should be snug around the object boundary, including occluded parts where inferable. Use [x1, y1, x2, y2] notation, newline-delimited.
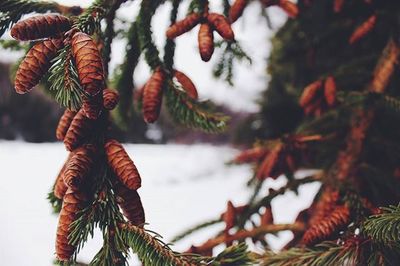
[10, 13, 145, 261]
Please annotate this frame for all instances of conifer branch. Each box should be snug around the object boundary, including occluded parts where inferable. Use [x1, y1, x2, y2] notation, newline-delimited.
[166, 83, 229, 133]
[171, 218, 223, 243]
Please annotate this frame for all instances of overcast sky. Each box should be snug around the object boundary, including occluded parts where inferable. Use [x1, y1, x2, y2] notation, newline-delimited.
[0, 0, 287, 112]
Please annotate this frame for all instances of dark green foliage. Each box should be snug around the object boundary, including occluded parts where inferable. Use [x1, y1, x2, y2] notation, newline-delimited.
[47, 191, 62, 214]
[171, 218, 222, 243]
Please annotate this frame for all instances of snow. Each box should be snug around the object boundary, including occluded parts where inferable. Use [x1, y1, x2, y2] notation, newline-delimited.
[0, 1, 287, 112]
[0, 141, 320, 265]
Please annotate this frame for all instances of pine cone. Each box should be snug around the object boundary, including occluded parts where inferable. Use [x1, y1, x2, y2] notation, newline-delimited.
[64, 109, 93, 151]
[324, 76, 337, 107]
[63, 145, 96, 190]
[308, 189, 340, 227]
[232, 146, 269, 164]
[229, 0, 248, 23]
[105, 139, 141, 190]
[302, 205, 350, 245]
[11, 14, 71, 41]
[260, 205, 274, 225]
[173, 70, 198, 99]
[114, 181, 145, 226]
[15, 38, 63, 94]
[198, 23, 214, 62]
[56, 188, 87, 261]
[299, 80, 323, 108]
[143, 67, 165, 123]
[103, 88, 120, 110]
[54, 154, 72, 199]
[278, 0, 299, 18]
[71, 31, 104, 119]
[56, 109, 77, 141]
[166, 13, 202, 39]
[349, 15, 377, 44]
[256, 143, 284, 180]
[207, 13, 235, 41]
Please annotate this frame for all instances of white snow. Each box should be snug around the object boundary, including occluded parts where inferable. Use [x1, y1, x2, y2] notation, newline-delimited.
[0, 141, 320, 265]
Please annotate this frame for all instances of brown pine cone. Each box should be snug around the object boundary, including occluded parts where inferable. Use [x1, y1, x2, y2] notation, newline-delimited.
[260, 205, 274, 225]
[71, 32, 104, 97]
[166, 13, 202, 39]
[302, 205, 350, 246]
[207, 13, 235, 41]
[56, 109, 77, 141]
[173, 70, 198, 99]
[299, 80, 323, 108]
[256, 143, 284, 180]
[143, 67, 165, 123]
[229, 0, 248, 23]
[63, 145, 96, 190]
[64, 109, 93, 151]
[278, 0, 299, 19]
[114, 181, 145, 226]
[105, 139, 141, 191]
[103, 88, 120, 110]
[15, 38, 64, 94]
[308, 188, 340, 227]
[232, 146, 269, 164]
[349, 15, 377, 45]
[56, 188, 87, 261]
[11, 14, 71, 41]
[198, 23, 214, 62]
[324, 76, 337, 107]
[54, 154, 72, 199]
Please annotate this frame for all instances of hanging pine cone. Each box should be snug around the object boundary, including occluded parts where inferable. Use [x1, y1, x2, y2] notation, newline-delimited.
[229, 0, 248, 23]
[143, 67, 165, 123]
[198, 23, 214, 62]
[11, 14, 71, 41]
[302, 205, 350, 245]
[223, 200, 236, 246]
[260, 205, 274, 225]
[324, 76, 337, 107]
[207, 13, 235, 41]
[71, 32, 104, 119]
[349, 15, 377, 44]
[173, 70, 198, 99]
[105, 139, 141, 191]
[256, 143, 284, 180]
[56, 188, 87, 261]
[299, 80, 323, 108]
[103, 88, 120, 110]
[114, 181, 145, 226]
[56, 109, 77, 141]
[278, 0, 299, 18]
[53, 154, 72, 199]
[166, 13, 202, 39]
[63, 145, 96, 190]
[369, 39, 400, 93]
[64, 109, 93, 151]
[232, 146, 269, 164]
[15, 38, 64, 94]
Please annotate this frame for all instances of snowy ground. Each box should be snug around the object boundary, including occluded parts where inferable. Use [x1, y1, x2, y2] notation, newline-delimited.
[0, 141, 320, 265]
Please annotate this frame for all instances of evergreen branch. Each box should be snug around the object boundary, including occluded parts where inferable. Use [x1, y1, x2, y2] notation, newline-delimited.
[0, 0, 59, 37]
[74, 0, 111, 35]
[120, 223, 193, 266]
[163, 0, 181, 71]
[137, 0, 164, 70]
[260, 241, 359, 266]
[187, 0, 207, 14]
[213, 41, 252, 86]
[171, 218, 222, 243]
[379, 95, 400, 114]
[190, 223, 305, 255]
[194, 243, 256, 266]
[362, 204, 400, 245]
[237, 175, 321, 228]
[0, 39, 27, 51]
[111, 21, 141, 129]
[48, 45, 83, 110]
[166, 83, 229, 133]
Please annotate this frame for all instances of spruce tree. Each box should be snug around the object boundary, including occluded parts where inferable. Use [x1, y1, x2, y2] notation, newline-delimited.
[2, 0, 400, 265]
